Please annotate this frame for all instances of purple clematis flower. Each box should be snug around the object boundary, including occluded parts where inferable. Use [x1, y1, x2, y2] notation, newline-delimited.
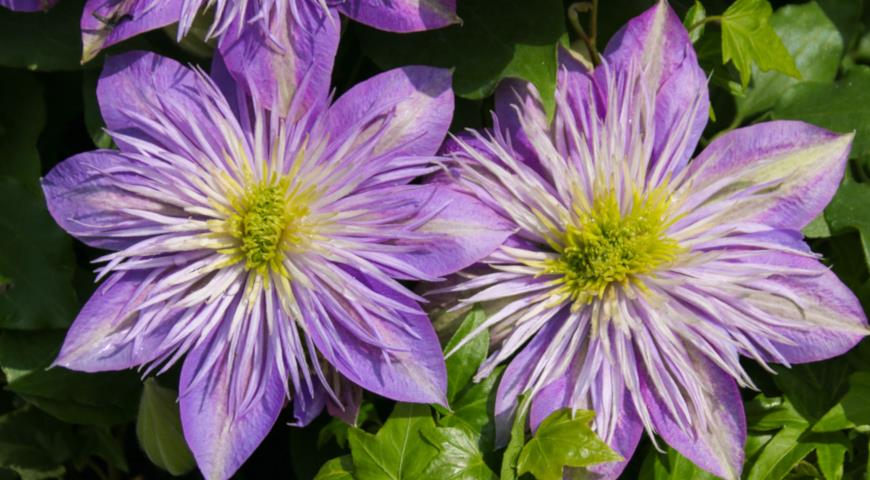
[0, 0, 56, 12]
[435, 1, 869, 478]
[80, 0, 458, 114]
[41, 49, 510, 479]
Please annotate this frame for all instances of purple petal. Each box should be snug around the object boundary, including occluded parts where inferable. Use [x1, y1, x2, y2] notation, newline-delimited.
[53, 271, 175, 372]
[338, 0, 458, 32]
[681, 121, 852, 230]
[740, 250, 868, 363]
[180, 340, 285, 480]
[41, 150, 168, 250]
[303, 271, 447, 406]
[375, 184, 513, 278]
[327, 65, 453, 163]
[493, 78, 547, 173]
[0, 0, 56, 12]
[292, 381, 326, 427]
[81, 0, 181, 62]
[326, 374, 363, 425]
[602, 0, 708, 174]
[218, 2, 339, 115]
[641, 354, 746, 479]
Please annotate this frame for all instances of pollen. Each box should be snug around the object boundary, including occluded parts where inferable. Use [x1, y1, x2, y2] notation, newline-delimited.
[547, 185, 683, 304]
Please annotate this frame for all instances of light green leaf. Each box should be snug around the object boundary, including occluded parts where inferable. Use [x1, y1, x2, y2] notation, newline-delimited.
[359, 0, 565, 115]
[0, 178, 78, 331]
[640, 447, 719, 479]
[823, 178, 870, 268]
[500, 392, 530, 480]
[420, 426, 497, 480]
[720, 0, 801, 86]
[773, 66, 870, 158]
[803, 214, 832, 239]
[684, 1, 707, 43]
[444, 305, 488, 403]
[736, 1, 843, 120]
[136, 379, 195, 476]
[516, 409, 620, 480]
[744, 425, 815, 480]
[745, 395, 808, 432]
[439, 366, 503, 452]
[348, 403, 440, 480]
[814, 372, 870, 432]
[815, 438, 847, 480]
[313, 456, 355, 480]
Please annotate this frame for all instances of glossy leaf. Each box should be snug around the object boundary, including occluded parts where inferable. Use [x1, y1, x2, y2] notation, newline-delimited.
[313, 456, 355, 480]
[444, 305, 488, 403]
[420, 426, 497, 480]
[720, 0, 801, 86]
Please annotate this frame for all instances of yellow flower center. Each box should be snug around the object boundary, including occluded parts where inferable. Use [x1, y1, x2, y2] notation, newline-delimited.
[547, 185, 682, 304]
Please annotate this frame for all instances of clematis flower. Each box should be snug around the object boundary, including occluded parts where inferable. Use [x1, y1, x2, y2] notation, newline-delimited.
[0, 0, 57, 12]
[436, 1, 869, 478]
[79, 0, 458, 114]
[42, 49, 510, 480]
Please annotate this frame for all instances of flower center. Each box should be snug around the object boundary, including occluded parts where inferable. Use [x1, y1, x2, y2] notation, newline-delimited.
[223, 175, 311, 275]
[548, 186, 681, 303]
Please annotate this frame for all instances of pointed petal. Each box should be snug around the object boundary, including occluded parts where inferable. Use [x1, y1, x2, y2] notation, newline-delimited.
[641, 354, 746, 480]
[218, 3, 339, 115]
[494, 78, 547, 172]
[81, 0, 181, 62]
[54, 271, 175, 372]
[603, 0, 708, 173]
[292, 381, 326, 427]
[326, 374, 363, 425]
[681, 121, 852, 230]
[338, 0, 458, 32]
[180, 340, 285, 480]
[327, 65, 453, 162]
[1, 0, 56, 12]
[41, 150, 167, 250]
[303, 271, 447, 406]
[375, 184, 513, 278]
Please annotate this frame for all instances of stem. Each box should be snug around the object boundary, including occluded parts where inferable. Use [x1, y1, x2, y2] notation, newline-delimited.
[687, 15, 723, 34]
[567, 2, 601, 65]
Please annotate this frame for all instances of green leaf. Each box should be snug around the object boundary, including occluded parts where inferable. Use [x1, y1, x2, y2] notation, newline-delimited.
[136, 378, 195, 476]
[745, 395, 808, 432]
[720, 0, 801, 87]
[824, 178, 870, 268]
[0, 177, 78, 330]
[0, 69, 44, 190]
[684, 1, 707, 43]
[420, 426, 497, 480]
[0, 0, 84, 71]
[0, 407, 74, 477]
[773, 66, 870, 158]
[444, 305, 488, 403]
[81, 69, 113, 149]
[318, 402, 379, 449]
[516, 409, 619, 480]
[744, 425, 815, 480]
[359, 0, 565, 115]
[736, 1, 843, 120]
[640, 447, 719, 479]
[772, 360, 850, 423]
[499, 392, 530, 480]
[439, 366, 503, 452]
[0, 329, 64, 382]
[803, 214, 832, 239]
[313, 456, 355, 480]
[815, 438, 847, 480]
[8, 367, 142, 425]
[348, 403, 440, 480]
[814, 372, 870, 432]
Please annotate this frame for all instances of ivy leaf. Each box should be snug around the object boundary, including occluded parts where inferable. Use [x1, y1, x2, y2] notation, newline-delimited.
[136, 378, 195, 476]
[444, 305, 488, 403]
[0, 177, 78, 331]
[773, 66, 870, 158]
[420, 426, 497, 480]
[439, 366, 503, 452]
[0, 0, 83, 71]
[347, 403, 440, 479]
[516, 409, 620, 480]
[683, 1, 707, 43]
[359, 0, 565, 115]
[313, 456, 355, 480]
[499, 392, 530, 480]
[720, 0, 801, 87]
[7, 367, 142, 426]
[736, 1, 843, 121]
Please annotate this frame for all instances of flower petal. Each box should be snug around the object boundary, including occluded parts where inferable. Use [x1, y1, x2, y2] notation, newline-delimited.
[53, 271, 176, 372]
[681, 121, 852, 230]
[327, 65, 453, 163]
[218, 2, 339, 115]
[376, 184, 513, 278]
[603, 0, 708, 174]
[641, 353, 746, 480]
[303, 271, 447, 406]
[338, 0, 458, 32]
[494, 78, 547, 172]
[1, 0, 56, 12]
[180, 338, 285, 480]
[42, 150, 170, 250]
[292, 381, 326, 427]
[326, 374, 363, 425]
[81, 0, 181, 62]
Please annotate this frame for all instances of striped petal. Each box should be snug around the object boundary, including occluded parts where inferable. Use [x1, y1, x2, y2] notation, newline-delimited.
[81, 0, 181, 62]
[338, 0, 458, 32]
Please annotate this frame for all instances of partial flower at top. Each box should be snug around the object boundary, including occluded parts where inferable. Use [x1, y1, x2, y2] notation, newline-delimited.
[434, 1, 869, 478]
[41, 49, 510, 480]
[80, 0, 458, 114]
[0, 0, 57, 11]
